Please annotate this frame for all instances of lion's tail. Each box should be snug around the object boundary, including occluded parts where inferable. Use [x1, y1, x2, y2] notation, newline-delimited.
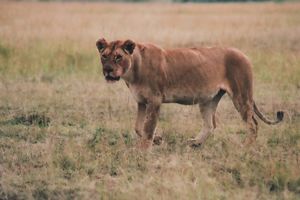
[253, 102, 284, 125]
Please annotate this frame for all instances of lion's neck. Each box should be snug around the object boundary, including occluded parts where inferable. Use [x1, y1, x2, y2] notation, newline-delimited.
[122, 47, 143, 84]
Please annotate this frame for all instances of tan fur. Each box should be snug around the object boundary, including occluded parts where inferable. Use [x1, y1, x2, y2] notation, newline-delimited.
[96, 38, 284, 149]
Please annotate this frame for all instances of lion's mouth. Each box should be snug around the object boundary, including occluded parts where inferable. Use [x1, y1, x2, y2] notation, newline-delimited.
[105, 75, 120, 82]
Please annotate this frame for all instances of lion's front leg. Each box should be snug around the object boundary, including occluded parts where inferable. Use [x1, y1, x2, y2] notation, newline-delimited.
[138, 102, 161, 150]
[135, 103, 146, 137]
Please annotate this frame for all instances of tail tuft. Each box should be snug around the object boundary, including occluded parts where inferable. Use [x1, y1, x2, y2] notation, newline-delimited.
[254, 102, 284, 125]
[276, 111, 284, 121]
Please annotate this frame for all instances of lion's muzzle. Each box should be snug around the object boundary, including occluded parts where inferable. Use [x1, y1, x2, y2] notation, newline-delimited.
[103, 66, 120, 82]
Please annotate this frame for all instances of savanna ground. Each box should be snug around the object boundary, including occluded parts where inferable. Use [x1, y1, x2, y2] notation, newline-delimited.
[0, 2, 300, 199]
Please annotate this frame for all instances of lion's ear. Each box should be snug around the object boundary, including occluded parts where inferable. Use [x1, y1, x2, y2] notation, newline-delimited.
[96, 38, 108, 53]
[122, 40, 136, 55]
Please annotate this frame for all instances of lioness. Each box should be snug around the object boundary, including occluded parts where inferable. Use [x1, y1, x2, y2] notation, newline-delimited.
[96, 38, 284, 149]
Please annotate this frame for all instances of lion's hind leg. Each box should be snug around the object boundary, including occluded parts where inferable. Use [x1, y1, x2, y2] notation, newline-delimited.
[188, 90, 225, 147]
[232, 95, 258, 145]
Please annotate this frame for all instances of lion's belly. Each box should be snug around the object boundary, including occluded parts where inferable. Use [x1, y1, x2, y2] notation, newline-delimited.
[162, 88, 219, 105]
[128, 82, 225, 105]
[163, 95, 200, 105]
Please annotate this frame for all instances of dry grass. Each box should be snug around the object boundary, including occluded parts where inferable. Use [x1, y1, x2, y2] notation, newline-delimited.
[0, 2, 300, 199]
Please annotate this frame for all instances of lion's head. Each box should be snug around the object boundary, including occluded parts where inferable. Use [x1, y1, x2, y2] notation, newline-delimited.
[96, 38, 136, 83]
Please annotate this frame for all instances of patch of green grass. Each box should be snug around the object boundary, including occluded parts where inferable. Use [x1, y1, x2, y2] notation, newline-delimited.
[0, 42, 99, 79]
[5, 113, 50, 128]
[0, 127, 47, 143]
[268, 174, 286, 192]
[287, 178, 300, 194]
[87, 127, 105, 149]
[227, 168, 244, 187]
[0, 42, 11, 58]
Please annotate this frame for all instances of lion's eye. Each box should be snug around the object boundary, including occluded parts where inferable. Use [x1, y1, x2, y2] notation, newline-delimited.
[101, 54, 108, 60]
[115, 55, 122, 63]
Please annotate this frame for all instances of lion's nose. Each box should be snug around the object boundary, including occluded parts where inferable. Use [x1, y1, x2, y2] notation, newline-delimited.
[103, 66, 113, 75]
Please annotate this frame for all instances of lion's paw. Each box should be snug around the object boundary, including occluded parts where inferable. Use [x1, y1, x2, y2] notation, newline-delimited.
[187, 138, 204, 148]
[153, 135, 162, 145]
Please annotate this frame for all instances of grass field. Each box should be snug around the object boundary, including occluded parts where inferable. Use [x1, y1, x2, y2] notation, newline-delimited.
[0, 2, 300, 199]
